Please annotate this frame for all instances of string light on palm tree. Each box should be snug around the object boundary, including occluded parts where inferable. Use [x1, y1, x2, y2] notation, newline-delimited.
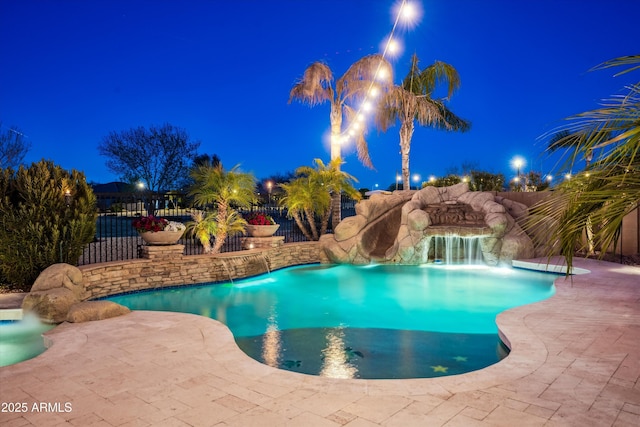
[338, 0, 422, 145]
[289, 0, 421, 225]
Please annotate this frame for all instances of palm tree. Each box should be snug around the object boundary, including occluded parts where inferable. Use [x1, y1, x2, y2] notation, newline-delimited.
[188, 162, 256, 254]
[185, 209, 217, 254]
[375, 53, 470, 190]
[280, 158, 360, 240]
[289, 54, 392, 225]
[527, 55, 640, 270]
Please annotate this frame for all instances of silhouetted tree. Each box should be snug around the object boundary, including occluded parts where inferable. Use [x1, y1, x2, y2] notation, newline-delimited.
[0, 123, 31, 169]
[98, 123, 199, 193]
[99, 123, 199, 215]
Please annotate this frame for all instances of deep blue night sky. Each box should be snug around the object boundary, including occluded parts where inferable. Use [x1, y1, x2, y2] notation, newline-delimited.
[1, 0, 638, 189]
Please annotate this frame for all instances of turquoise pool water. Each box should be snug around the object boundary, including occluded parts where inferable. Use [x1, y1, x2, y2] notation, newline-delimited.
[106, 264, 556, 378]
[0, 314, 54, 367]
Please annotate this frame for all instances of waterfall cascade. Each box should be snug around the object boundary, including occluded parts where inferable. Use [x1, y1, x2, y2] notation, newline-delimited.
[422, 234, 484, 264]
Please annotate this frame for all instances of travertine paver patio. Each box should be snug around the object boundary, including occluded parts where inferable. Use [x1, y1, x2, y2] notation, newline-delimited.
[1, 257, 639, 426]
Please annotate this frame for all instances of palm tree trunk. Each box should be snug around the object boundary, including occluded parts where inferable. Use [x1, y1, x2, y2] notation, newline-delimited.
[400, 121, 414, 190]
[320, 206, 331, 236]
[212, 201, 228, 254]
[330, 104, 342, 226]
[305, 208, 319, 240]
[292, 211, 314, 241]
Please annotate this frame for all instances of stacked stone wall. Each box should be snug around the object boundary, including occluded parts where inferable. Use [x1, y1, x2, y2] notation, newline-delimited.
[80, 242, 323, 300]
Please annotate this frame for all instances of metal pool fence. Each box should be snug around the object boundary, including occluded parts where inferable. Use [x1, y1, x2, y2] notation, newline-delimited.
[79, 192, 356, 265]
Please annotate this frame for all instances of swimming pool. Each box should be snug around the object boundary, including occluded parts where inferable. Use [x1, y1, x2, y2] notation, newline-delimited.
[106, 264, 556, 379]
[0, 313, 54, 367]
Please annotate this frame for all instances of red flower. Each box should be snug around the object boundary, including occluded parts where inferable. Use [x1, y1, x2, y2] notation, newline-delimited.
[132, 215, 169, 233]
[244, 212, 275, 225]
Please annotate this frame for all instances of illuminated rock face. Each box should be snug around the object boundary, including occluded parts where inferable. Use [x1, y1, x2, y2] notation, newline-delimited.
[320, 183, 535, 266]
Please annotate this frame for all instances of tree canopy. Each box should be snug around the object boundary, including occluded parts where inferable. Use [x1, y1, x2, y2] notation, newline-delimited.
[375, 54, 470, 190]
[98, 123, 200, 192]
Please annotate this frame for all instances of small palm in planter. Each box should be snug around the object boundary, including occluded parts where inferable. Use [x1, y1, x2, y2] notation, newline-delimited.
[133, 215, 186, 245]
[186, 209, 247, 254]
[188, 162, 256, 253]
[244, 212, 279, 237]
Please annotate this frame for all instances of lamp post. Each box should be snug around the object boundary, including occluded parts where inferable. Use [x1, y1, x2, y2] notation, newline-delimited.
[136, 181, 148, 215]
[511, 156, 525, 192]
[266, 181, 273, 204]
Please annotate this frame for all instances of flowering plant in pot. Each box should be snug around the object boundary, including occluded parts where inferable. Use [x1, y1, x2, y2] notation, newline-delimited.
[244, 212, 276, 225]
[244, 212, 279, 237]
[133, 215, 185, 245]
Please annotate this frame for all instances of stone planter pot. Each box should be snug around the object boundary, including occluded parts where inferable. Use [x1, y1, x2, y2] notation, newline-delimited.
[245, 224, 280, 237]
[139, 230, 184, 245]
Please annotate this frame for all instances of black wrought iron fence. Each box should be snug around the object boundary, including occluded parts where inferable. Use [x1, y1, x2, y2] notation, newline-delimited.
[79, 192, 355, 265]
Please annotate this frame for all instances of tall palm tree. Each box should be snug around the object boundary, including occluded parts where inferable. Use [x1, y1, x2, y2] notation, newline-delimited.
[375, 53, 470, 190]
[289, 54, 392, 225]
[280, 158, 360, 240]
[527, 55, 640, 270]
[188, 162, 256, 254]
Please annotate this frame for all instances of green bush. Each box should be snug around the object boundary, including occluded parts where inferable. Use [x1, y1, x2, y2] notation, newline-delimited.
[0, 160, 97, 291]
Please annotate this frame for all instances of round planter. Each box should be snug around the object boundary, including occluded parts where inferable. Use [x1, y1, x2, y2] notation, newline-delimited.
[139, 230, 184, 245]
[245, 224, 280, 237]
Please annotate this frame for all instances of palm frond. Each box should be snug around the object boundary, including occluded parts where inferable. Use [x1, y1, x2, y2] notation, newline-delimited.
[343, 104, 374, 168]
[289, 62, 334, 106]
[590, 54, 640, 76]
[338, 54, 392, 102]
[419, 60, 462, 98]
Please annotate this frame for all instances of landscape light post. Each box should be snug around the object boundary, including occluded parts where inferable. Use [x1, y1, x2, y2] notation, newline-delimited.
[511, 156, 525, 192]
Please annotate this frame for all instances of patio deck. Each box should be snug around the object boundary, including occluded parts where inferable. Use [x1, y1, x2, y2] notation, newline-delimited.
[1, 257, 639, 426]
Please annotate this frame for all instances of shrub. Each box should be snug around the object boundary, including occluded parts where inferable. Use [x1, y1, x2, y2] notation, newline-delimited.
[0, 160, 97, 291]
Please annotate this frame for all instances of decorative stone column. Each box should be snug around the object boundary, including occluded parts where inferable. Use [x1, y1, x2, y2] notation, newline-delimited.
[140, 244, 185, 260]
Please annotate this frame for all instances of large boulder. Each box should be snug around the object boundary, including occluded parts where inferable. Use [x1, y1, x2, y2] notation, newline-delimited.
[66, 301, 130, 323]
[23, 263, 131, 324]
[22, 287, 79, 324]
[23, 264, 86, 323]
[31, 263, 86, 300]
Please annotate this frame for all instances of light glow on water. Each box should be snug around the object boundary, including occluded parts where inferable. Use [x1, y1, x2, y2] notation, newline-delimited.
[107, 264, 556, 336]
